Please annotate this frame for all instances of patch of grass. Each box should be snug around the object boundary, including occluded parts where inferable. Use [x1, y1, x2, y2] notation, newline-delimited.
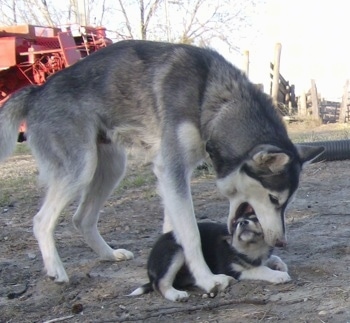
[193, 162, 215, 178]
[0, 191, 11, 207]
[290, 130, 350, 143]
[0, 175, 38, 207]
[287, 123, 350, 143]
[14, 142, 31, 155]
[117, 172, 156, 193]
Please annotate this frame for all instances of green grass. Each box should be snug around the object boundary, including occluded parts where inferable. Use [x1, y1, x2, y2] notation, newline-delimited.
[0, 143, 37, 207]
[0, 172, 38, 207]
[14, 142, 31, 155]
[289, 126, 350, 143]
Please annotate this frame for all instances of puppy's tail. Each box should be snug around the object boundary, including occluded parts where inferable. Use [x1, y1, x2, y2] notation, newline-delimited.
[128, 283, 153, 296]
[0, 86, 36, 161]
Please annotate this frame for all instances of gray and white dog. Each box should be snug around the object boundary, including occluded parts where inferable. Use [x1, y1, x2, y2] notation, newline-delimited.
[0, 40, 323, 294]
[130, 210, 291, 301]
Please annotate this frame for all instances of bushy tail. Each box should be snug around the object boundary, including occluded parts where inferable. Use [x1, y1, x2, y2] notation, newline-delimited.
[128, 282, 154, 296]
[0, 86, 36, 161]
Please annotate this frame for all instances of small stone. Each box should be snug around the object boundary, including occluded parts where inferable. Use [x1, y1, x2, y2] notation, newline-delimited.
[28, 253, 36, 259]
[72, 303, 83, 314]
[318, 310, 327, 316]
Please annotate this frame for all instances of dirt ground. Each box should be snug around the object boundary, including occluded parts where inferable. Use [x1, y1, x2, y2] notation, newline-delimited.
[0, 123, 349, 323]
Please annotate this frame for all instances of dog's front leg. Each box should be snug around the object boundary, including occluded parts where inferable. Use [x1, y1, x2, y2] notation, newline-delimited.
[239, 266, 291, 284]
[154, 158, 231, 294]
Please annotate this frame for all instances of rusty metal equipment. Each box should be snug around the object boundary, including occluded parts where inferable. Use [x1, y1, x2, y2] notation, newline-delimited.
[0, 23, 112, 139]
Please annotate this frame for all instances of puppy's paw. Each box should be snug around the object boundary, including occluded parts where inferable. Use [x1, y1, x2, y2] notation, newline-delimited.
[164, 288, 189, 302]
[265, 255, 288, 272]
[270, 271, 291, 284]
[113, 249, 134, 261]
[197, 274, 232, 294]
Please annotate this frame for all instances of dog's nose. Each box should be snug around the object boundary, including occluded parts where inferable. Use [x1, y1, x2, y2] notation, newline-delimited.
[240, 220, 249, 226]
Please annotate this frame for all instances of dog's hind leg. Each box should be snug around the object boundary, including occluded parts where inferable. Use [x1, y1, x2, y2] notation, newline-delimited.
[157, 251, 189, 301]
[73, 143, 133, 261]
[33, 185, 74, 283]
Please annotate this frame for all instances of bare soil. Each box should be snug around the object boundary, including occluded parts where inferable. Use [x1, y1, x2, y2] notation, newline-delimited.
[0, 123, 349, 323]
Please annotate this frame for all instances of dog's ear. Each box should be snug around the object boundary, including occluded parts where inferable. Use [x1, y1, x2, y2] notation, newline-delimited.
[295, 144, 325, 166]
[249, 145, 290, 174]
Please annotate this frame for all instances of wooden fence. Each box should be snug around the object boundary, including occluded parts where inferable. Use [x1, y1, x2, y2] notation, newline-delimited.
[270, 62, 297, 116]
[299, 79, 350, 123]
[244, 43, 350, 123]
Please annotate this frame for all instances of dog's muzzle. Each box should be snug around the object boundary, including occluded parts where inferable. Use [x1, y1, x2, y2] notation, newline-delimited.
[232, 202, 287, 248]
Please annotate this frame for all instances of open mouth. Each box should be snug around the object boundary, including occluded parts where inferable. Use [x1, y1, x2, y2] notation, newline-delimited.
[231, 202, 255, 230]
[231, 202, 287, 248]
[230, 202, 264, 242]
[235, 202, 255, 219]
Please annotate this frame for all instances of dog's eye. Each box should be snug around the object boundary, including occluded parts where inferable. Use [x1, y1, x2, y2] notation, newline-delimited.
[269, 194, 279, 205]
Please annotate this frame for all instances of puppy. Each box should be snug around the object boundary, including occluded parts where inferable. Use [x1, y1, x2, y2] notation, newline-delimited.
[130, 211, 291, 301]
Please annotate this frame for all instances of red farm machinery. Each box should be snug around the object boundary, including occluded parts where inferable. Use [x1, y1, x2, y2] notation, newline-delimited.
[0, 23, 112, 141]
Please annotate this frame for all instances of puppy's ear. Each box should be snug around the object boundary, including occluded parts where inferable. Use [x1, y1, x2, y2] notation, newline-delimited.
[295, 144, 325, 166]
[248, 145, 290, 174]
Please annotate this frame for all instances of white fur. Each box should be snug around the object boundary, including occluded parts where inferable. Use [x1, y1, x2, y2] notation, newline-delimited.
[265, 255, 289, 272]
[236, 253, 290, 284]
[158, 251, 189, 301]
[217, 171, 290, 246]
[239, 265, 291, 284]
[128, 287, 144, 296]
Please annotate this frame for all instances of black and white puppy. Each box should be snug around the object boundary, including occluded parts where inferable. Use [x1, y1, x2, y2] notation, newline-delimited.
[130, 210, 291, 301]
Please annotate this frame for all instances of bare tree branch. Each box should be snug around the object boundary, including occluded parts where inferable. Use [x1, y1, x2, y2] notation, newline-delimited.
[118, 0, 134, 38]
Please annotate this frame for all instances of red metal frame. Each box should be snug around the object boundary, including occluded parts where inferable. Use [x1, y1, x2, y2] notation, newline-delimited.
[0, 24, 112, 139]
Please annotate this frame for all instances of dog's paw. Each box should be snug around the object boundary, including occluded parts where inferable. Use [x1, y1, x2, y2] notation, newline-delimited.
[269, 271, 291, 284]
[197, 274, 232, 294]
[164, 288, 189, 302]
[46, 267, 69, 283]
[113, 249, 134, 261]
[265, 255, 288, 272]
[45, 260, 69, 283]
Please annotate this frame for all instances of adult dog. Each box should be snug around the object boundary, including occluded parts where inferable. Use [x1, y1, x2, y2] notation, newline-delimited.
[0, 40, 323, 294]
[130, 211, 291, 301]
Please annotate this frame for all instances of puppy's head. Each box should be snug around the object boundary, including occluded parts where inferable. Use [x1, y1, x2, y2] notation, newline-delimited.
[231, 208, 263, 245]
[228, 208, 272, 259]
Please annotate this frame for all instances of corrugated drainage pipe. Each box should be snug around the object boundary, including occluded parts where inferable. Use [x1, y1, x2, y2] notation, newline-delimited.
[299, 139, 350, 163]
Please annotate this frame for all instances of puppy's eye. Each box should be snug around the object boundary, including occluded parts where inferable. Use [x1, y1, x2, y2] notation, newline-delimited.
[269, 194, 279, 205]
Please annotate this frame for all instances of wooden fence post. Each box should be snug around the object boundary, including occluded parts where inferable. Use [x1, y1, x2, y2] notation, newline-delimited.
[310, 79, 320, 121]
[271, 43, 282, 107]
[242, 50, 249, 77]
[299, 91, 307, 117]
[339, 79, 349, 123]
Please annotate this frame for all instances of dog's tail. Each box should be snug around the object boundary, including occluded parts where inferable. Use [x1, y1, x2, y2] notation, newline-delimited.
[128, 283, 154, 296]
[0, 86, 36, 161]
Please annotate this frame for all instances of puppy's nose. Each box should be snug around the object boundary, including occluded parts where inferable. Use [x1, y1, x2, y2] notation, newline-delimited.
[240, 220, 249, 226]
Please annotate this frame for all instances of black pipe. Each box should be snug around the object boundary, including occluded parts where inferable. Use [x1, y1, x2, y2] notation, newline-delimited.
[298, 139, 350, 163]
